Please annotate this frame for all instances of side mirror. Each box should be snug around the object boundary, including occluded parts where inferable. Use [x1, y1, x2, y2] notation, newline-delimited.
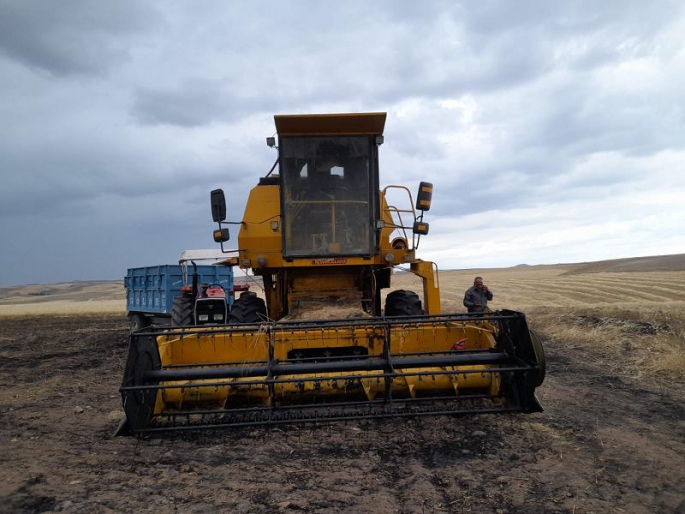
[213, 228, 230, 242]
[416, 182, 433, 212]
[413, 221, 429, 235]
[210, 189, 226, 222]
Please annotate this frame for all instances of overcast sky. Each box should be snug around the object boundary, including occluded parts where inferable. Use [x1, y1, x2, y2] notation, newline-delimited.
[1, 1, 684, 287]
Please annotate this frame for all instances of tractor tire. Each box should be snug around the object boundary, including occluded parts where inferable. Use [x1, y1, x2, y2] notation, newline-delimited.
[228, 292, 267, 324]
[129, 313, 149, 332]
[171, 295, 195, 326]
[384, 290, 423, 316]
[529, 328, 546, 387]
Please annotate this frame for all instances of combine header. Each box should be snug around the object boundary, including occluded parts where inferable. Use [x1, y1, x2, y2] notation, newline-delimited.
[119, 112, 545, 434]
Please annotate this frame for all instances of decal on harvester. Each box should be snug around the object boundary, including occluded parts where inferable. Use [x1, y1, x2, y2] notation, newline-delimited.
[312, 258, 348, 265]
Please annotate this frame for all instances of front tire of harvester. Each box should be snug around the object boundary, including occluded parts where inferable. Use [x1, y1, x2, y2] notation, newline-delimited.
[384, 290, 423, 316]
[228, 292, 267, 324]
[171, 295, 194, 326]
[129, 313, 148, 332]
[529, 328, 546, 387]
[121, 334, 161, 433]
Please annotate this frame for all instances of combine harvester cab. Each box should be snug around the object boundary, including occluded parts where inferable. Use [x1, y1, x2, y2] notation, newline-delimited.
[119, 113, 545, 434]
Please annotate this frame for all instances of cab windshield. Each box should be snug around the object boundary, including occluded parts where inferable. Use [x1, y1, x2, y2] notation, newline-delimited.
[280, 136, 374, 257]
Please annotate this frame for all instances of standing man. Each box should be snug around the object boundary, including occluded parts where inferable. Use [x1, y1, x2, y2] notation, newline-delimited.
[463, 276, 493, 313]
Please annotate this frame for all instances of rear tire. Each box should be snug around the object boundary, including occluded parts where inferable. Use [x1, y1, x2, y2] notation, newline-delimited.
[228, 292, 267, 323]
[384, 290, 423, 316]
[129, 313, 149, 332]
[171, 295, 194, 326]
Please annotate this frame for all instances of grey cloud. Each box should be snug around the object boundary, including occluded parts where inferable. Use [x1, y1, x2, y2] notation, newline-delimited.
[510, 81, 685, 160]
[132, 81, 230, 127]
[0, 0, 158, 76]
[130, 81, 290, 129]
[127, 5, 557, 128]
[1, 1, 684, 285]
[0, 127, 256, 218]
[427, 175, 536, 219]
[124, 1, 677, 130]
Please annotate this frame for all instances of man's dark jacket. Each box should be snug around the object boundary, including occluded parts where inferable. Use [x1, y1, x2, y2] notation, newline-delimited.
[463, 286, 493, 313]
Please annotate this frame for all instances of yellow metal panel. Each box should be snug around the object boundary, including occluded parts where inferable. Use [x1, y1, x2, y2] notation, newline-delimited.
[238, 184, 284, 268]
[157, 320, 497, 368]
[153, 320, 500, 413]
[410, 260, 442, 315]
[160, 367, 498, 410]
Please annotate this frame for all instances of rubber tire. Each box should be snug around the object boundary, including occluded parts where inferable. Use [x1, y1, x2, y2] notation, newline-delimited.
[529, 328, 546, 387]
[129, 313, 149, 332]
[122, 334, 161, 432]
[228, 292, 267, 324]
[171, 295, 195, 326]
[384, 290, 423, 316]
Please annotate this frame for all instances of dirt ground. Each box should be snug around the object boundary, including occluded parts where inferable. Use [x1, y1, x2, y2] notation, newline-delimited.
[1, 315, 683, 514]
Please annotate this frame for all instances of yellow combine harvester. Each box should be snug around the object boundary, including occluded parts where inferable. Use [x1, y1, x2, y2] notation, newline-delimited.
[119, 112, 545, 434]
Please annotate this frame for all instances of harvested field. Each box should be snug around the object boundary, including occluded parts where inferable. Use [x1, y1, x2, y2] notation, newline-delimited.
[1, 256, 684, 512]
[0, 281, 125, 317]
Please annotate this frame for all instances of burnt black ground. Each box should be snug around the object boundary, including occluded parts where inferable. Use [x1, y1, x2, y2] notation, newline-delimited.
[0, 315, 683, 513]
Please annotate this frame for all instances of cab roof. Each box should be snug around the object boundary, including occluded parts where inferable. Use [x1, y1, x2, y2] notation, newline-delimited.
[274, 112, 386, 137]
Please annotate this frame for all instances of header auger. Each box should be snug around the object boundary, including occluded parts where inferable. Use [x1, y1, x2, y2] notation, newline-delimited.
[118, 112, 545, 434]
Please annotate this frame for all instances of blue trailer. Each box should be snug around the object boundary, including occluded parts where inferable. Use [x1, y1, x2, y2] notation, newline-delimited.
[125, 263, 237, 330]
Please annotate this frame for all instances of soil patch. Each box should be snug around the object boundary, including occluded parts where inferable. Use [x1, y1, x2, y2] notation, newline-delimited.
[0, 315, 683, 513]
